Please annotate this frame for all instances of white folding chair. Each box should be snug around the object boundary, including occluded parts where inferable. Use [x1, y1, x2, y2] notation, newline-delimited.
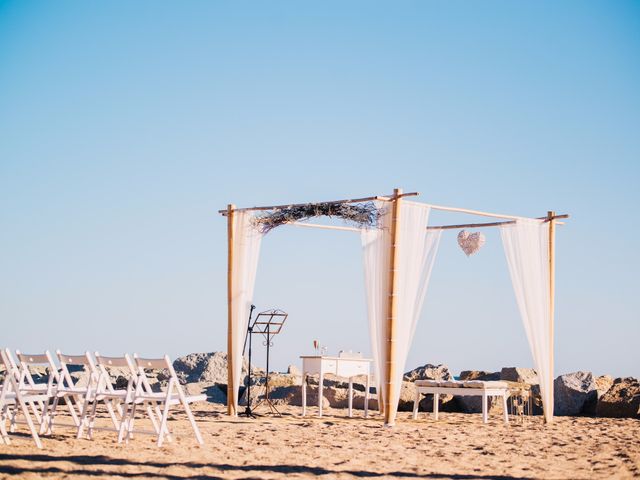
[77, 353, 137, 441]
[0, 350, 48, 449]
[41, 351, 98, 434]
[128, 354, 205, 446]
[13, 350, 61, 433]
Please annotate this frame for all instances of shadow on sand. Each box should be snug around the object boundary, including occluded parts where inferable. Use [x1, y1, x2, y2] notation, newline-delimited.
[0, 453, 533, 480]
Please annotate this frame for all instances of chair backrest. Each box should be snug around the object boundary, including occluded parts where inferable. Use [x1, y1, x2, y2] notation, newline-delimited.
[0, 349, 15, 383]
[93, 353, 137, 394]
[14, 350, 58, 392]
[0, 349, 17, 383]
[0, 350, 18, 401]
[134, 356, 171, 371]
[133, 354, 183, 398]
[56, 350, 97, 390]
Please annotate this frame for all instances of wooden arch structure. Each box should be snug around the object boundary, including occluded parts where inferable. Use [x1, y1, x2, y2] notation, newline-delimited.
[220, 188, 568, 425]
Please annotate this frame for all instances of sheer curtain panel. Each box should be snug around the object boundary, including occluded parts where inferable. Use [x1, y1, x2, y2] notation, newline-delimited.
[500, 219, 553, 422]
[229, 211, 262, 415]
[362, 201, 441, 425]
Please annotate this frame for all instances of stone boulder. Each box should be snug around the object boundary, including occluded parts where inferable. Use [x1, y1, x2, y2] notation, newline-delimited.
[581, 375, 615, 415]
[305, 373, 368, 392]
[459, 370, 501, 381]
[184, 382, 227, 404]
[500, 367, 539, 384]
[500, 367, 543, 415]
[553, 371, 597, 416]
[404, 364, 452, 382]
[596, 377, 640, 418]
[595, 375, 614, 397]
[243, 384, 329, 410]
[173, 352, 250, 386]
[397, 381, 417, 411]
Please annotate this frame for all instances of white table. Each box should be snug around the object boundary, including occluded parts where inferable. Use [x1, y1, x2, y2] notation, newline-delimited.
[300, 355, 372, 418]
[412, 383, 510, 424]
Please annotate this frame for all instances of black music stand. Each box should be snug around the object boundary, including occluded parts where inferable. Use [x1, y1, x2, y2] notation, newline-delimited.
[240, 305, 258, 418]
[250, 309, 288, 416]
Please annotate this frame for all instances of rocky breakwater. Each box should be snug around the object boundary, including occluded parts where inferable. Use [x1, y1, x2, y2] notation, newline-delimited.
[596, 377, 640, 418]
[172, 352, 251, 404]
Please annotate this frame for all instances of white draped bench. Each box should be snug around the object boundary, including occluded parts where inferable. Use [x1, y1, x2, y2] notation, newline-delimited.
[412, 380, 511, 424]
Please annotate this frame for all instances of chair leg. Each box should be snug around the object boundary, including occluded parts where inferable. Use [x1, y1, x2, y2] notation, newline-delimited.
[76, 396, 92, 439]
[65, 394, 81, 428]
[88, 397, 100, 440]
[118, 403, 133, 444]
[0, 408, 10, 445]
[18, 399, 43, 449]
[126, 403, 138, 443]
[43, 395, 60, 435]
[182, 400, 204, 445]
[157, 401, 172, 447]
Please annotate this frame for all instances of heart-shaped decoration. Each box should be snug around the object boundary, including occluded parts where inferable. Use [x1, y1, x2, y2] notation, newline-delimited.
[457, 230, 485, 256]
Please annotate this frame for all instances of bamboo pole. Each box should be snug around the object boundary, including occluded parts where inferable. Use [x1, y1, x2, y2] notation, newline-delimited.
[424, 203, 532, 221]
[226, 204, 236, 416]
[546, 210, 556, 423]
[285, 214, 568, 233]
[384, 188, 402, 426]
[427, 214, 569, 230]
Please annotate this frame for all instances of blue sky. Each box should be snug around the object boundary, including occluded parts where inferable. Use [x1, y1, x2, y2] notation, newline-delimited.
[1, 1, 639, 378]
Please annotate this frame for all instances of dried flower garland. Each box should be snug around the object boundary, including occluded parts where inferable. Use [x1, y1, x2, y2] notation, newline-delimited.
[253, 202, 381, 234]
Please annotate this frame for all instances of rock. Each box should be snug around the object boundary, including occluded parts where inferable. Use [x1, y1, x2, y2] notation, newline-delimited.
[257, 373, 300, 388]
[404, 364, 452, 382]
[397, 381, 417, 411]
[595, 375, 614, 397]
[173, 352, 251, 387]
[351, 391, 379, 411]
[553, 371, 597, 416]
[184, 382, 227, 404]
[305, 373, 368, 392]
[459, 370, 501, 381]
[583, 375, 615, 415]
[596, 377, 640, 418]
[69, 370, 92, 388]
[245, 385, 329, 410]
[500, 367, 539, 384]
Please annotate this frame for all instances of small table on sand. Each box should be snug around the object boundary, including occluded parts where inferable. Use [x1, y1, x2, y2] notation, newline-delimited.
[413, 380, 511, 424]
[300, 355, 372, 418]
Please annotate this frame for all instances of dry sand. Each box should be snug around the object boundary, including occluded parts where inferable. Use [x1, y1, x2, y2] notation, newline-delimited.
[1, 403, 638, 479]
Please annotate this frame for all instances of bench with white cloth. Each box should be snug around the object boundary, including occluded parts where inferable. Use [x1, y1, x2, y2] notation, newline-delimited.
[412, 379, 511, 424]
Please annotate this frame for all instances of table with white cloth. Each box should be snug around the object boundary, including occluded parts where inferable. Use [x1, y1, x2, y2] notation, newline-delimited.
[300, 355, 372, 418]
[412, 379, 511, 424]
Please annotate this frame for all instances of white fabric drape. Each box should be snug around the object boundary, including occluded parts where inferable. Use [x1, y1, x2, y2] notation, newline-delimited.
[500, 219, 553, 422]
[362, 201, 441, 425]
[229, 211, 262, 415]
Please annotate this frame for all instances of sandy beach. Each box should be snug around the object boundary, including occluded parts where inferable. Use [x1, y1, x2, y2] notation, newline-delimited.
[1, 403, 638, 480]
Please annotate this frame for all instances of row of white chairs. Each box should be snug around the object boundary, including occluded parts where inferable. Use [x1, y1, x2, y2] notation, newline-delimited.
[0, 349, 206, 449]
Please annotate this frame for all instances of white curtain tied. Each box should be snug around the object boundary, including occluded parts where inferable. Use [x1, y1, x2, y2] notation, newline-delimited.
[500, 218, 553, 422]
[362, 201, 441, 425]
[229, 211, 262, 415]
